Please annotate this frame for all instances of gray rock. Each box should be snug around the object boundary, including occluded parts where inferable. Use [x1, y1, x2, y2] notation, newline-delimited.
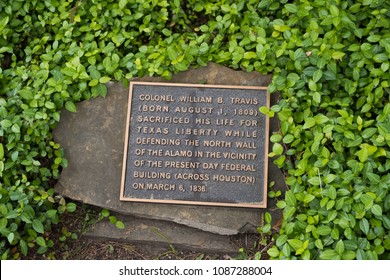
[54, 63, 286, 236]
[85, 214, 238, 254]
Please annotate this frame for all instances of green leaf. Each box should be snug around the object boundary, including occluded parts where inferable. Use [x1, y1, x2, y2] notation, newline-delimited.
[320, 249, 339, 260]
[303, 194, 315, 204]
[61, 67, 77, 77]
[276, 235, 288, 247]
[243, 52, 257, 60]
[65, 101, 77, 113]
[267, 247, 280, 258]
[20, 240, 28, 256]
[19, 89, 34, 100]
[66, 202, 77, 213]
[317, 226, 332, 236]
[313, 92, 321, 103]
[276, 200, 287, 209]
[0, 143, 4, 160]
[313, 69, 323, 83]
[285, 4, 297, 13]
[324, 174, 337, 184]
[272, 143, 284, 155]
[371, 204, 382, 216]
[46, 210, 57, 218]
[361, 194, 373, 209]
[101, 209, 110, 217]
[0, 16, 9, 33]
[99, 76, 111, 83]
[45, 101, 56, 110]
[342, 251, 356, 260]
[303, 118, 316, 129]
[285, 191, 297, 206]
[357, 146, 368, 163]
[264, 212, 272, 224]
[329, 5, 340, 17]
[7, 232, 14, 244]
[359, 218, 369, 235]
[335, 240, 345, 255]
[36, 236, 46, 247]
[315, 114, 329, 124]
[362, 128, 377, 139]
[366, 173, 380, 184]
[287, 239, 303, 251]
[308, 177, 321, 186]
[109, 215, 117, 224]
[116, 221, 125, 229]
[1, 119, 12, 128]
[332, 51, 345, 60]
[282, 134, 294, 144]
[89, 79, 99, 86]
[315, 239, 324, 250]
[0, 218, 7, 231]
[283, 206, 296, 220]
[270, 134, 282, 142]
[119, 0, 127, 9]
[32, 219, 44, 234]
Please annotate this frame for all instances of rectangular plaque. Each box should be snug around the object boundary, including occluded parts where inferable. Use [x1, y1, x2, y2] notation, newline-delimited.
[120, 82, 269, 208]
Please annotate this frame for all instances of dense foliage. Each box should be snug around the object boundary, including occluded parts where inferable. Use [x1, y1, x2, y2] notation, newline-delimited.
[0, 0, 389, 259]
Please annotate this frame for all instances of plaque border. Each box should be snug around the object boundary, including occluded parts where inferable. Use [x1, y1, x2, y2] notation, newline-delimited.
[120, 81, 269, 208]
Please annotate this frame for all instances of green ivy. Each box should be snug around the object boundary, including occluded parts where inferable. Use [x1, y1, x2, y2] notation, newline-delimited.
[0, 0, 389, 259]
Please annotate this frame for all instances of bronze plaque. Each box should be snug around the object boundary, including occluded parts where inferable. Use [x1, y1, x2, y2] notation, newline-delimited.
[120, 82, 269, 208]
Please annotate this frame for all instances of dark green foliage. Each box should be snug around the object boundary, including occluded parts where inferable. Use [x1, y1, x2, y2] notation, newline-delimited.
[0, 0, 389, 259]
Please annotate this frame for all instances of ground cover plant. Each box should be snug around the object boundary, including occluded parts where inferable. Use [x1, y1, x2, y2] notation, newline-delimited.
[0, 0, 389, 259]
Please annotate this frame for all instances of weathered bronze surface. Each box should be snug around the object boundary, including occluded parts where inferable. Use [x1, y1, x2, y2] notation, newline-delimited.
[121, 82, 269, 208]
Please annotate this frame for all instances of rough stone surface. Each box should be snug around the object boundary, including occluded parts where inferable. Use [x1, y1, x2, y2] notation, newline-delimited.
[85, 214, 238, 254]
[54, 63, 286, 236]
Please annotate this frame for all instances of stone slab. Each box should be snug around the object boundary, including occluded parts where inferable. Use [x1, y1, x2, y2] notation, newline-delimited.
[54, 63, 286, 235]
[85, 214, 238, 254]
